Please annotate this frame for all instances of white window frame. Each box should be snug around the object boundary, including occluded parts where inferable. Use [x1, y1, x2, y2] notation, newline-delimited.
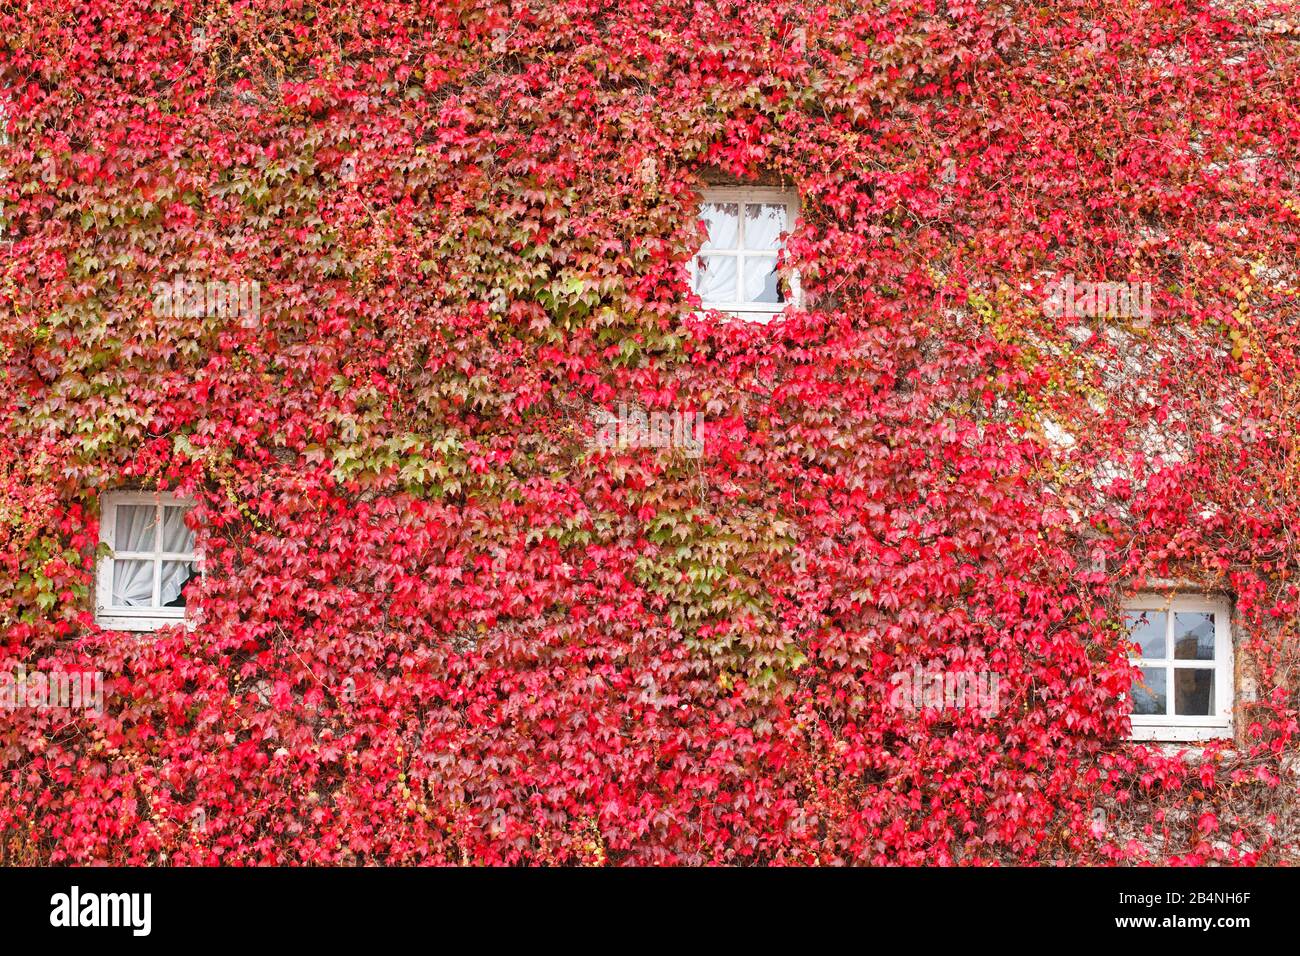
[1123, 593, 1233, 742]
[96, 490, 200, 631]
[690, 186, 801, 322]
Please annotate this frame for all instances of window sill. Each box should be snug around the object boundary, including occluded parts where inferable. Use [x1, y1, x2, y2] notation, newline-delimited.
[95, 613, 194, 632]
[696, 307, 793, 324]
[1127, 724, 1233, 743]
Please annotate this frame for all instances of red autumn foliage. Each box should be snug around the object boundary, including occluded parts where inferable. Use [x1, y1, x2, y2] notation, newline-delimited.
[0, 0, 1298, 864]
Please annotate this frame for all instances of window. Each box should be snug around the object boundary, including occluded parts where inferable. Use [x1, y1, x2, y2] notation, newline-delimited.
[1123, 594, 1233, 741]
[691, 186, 800, 320]
[96, 491, 199, 631]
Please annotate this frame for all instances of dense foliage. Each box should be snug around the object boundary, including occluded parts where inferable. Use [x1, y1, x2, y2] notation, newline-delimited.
[1, 0, 1298, 864]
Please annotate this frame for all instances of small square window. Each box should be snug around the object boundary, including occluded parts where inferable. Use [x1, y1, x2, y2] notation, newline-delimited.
[1123, 595, 1233, 741]
[691, 187, 800, 321]
[96, 491, 200, 631]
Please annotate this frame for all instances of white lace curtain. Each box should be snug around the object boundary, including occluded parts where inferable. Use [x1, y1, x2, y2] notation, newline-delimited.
[693, 201, 786, 305]
[111, 505, 193, 607]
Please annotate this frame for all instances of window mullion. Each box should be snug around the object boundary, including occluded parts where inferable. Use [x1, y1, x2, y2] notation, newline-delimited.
[736, 203, 747, 305]
[1170, 613, 1180, 717]
[153, 502, 164, 609]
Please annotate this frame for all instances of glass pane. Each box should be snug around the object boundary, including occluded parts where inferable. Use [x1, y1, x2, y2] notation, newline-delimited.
[700, 203, 739, 249]
[114, 504, 158, 553]
[743, 255, 782, 304]
[695, 255, 736, 303]
[163, 506, 195, 554]
[160, 561, 195, 608]
[744, 202, 787, 250]
[1174, 668, 1213, 716]
[1131, 667, 1166, 716]
[1174, 612, 1215, 660]
[112, 560, 157, 608]
[1124, 610, 1166, 659]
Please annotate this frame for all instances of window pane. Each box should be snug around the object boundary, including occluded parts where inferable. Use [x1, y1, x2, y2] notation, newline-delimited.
[114, 504, 158, 553]
[1131, 667, 1166, 716]
[1124, 610, 1166, 659]
[163, 506, 195, 554]
[1174, 612, 1215, 660]
[743, 255, 782, 304]
[1174, 668, 1214, 716]
[744, 203, 787, 250]
[161, 561, 195, 608]
[112, 560, 157, 607]
[700, 203, 739, 249]
[695, 255, 736, 303]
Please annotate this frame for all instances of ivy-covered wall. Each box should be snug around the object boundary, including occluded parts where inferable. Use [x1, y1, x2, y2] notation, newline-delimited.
[1, 0, 1298, 864]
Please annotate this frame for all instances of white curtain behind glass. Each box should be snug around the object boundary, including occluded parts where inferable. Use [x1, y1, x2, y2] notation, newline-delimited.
[695, 202, 739, 304]
[742, 204, 785, 303]
[695, 256, 736, 303]
[110, 505, 156, 606]
[159, 507, 195, 606]
[744, 203, 785, 249]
